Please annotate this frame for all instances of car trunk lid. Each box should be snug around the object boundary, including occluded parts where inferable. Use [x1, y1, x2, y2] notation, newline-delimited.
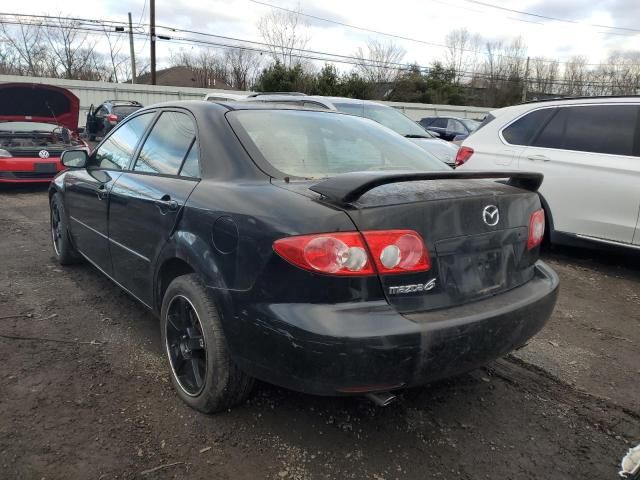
[281, 171, 543, 313]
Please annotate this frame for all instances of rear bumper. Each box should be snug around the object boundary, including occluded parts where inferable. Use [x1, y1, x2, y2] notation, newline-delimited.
[223, 261, 559, 395]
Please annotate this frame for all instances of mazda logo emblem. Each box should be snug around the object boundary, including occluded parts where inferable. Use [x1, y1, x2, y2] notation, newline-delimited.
[38, 150, 50, 159]
[482, 205, 499, 226]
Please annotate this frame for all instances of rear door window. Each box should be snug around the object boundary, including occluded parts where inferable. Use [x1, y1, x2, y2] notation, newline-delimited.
[133, 111, 196, 175]
[431, 118, 447, 129]
[502, 108, 556, 146]
[533, 105, 639, 156]
[93, 112, 154, 170]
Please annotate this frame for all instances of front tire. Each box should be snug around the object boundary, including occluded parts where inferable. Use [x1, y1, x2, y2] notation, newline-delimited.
[50, 193, 83, 265]
[160, 274, 253, 413]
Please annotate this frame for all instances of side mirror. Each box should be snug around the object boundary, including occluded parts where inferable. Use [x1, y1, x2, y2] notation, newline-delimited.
[61, 149, 88, 168]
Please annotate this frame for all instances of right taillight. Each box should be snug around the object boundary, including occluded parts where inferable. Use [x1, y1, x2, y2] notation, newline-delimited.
[455, 146, 474, 167]
[528, 209, 545, 250]
[362, 230, 430, 274]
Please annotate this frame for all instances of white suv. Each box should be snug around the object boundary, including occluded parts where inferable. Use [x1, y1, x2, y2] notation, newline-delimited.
[457, 97, 640, 250]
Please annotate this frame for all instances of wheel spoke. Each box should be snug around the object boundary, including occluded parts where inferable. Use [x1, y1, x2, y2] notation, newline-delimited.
[191, 358, 203, 388]
[166, 314, 181, 333]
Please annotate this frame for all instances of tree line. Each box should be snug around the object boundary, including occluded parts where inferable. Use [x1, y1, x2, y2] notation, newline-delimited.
[1, 10, 639, 108]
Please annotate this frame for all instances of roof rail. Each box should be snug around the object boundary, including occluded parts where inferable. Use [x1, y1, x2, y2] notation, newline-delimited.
[104, 99, 144, 106]
[247, 92, 307, 98]
[521, 94, 640, 105]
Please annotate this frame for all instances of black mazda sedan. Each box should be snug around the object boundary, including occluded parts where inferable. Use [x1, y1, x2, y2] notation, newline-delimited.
[50, 101, 559, 413]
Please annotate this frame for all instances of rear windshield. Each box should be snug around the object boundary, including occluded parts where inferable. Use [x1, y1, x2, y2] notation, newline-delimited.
[112, 105, 142, 116]
[230, 110, 448, 179]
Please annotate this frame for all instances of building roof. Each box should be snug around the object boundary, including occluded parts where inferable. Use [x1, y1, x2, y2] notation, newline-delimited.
[135, 66, 235, 90]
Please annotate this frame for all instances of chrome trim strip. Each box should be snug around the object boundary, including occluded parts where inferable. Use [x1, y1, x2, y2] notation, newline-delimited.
[108, 237, 151, 263]
[575, 234, 640, 250]
[70, 215, 107, 239]
[70, 215, 150, 263]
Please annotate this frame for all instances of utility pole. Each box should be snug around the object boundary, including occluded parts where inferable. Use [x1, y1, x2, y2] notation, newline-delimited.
[128, 12, 137, 84]
[522, 56, 530, 102]
[150, 0, 156, 85]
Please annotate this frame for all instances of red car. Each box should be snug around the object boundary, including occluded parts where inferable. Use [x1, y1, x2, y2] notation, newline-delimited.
[0, 83, 88, 183]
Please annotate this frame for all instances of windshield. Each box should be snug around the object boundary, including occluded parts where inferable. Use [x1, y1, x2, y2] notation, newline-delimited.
[230, 110, 448, 179]
[0, 121, 60, 133]
[461, 118, 481, 131]
[334, 102, 432, 137]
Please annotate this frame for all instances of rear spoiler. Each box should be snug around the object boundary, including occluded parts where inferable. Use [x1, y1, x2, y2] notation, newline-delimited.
[309, 171, 543, 204]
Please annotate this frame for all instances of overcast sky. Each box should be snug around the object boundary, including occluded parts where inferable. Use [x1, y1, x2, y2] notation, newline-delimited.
[9, 0, 640, 69]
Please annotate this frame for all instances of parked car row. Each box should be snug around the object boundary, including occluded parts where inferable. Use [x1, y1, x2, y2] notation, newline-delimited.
[2, 82, 633, 415]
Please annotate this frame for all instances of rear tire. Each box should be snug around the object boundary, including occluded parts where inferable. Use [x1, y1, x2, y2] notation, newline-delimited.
[160, 274, 253, 413]
[50, 193, 83, 265]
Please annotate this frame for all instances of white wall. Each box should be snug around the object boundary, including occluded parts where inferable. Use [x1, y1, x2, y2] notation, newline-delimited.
[0, 74, 492, 125]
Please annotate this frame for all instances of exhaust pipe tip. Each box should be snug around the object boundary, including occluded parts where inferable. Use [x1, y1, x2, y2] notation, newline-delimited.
[364, 391, 397, 407]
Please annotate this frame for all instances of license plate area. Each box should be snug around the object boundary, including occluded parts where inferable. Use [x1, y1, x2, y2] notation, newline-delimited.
[34, 163, 57, 173]
[434, 228, 528, 302]
[437, 248, 507, 298]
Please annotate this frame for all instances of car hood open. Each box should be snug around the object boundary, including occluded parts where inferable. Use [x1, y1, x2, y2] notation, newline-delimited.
[0, 83, 80, 130]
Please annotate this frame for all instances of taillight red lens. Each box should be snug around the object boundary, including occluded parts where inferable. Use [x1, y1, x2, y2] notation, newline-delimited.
[528, 209, 545, 250]
[106, 114, 118, 123]
[455, 146, 474, 167]
[273, 230, 431, 276]
[273, 232, 374, 275]
[363, 230, 430, 274]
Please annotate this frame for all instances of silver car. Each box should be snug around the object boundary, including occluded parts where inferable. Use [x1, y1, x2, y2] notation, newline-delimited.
[244, 94, 459, 168]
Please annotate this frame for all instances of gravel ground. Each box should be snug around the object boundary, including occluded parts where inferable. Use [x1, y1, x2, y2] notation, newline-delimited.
[1, 184, 639, 480]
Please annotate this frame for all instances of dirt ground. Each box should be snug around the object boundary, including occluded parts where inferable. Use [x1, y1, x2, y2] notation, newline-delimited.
[1, 184, 639, 480]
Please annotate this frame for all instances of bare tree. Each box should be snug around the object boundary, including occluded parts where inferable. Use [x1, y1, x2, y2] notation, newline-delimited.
[0, 20, 48, 76]
[444, 28, 480, 84]
[170, 49, 228, 88]
[531, 57, 559, 96]
[257, 5, 309, 68]
[561, 55, 589, 96]
[225, 48, 262, 90]
[101, 26, 130, 83]
[44, 17, 97, 79]
[353, 39, 406, 98]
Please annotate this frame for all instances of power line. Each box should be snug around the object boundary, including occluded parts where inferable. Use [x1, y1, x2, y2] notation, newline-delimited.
[459, 0, 640, 33]
[246, 0, 638, 64]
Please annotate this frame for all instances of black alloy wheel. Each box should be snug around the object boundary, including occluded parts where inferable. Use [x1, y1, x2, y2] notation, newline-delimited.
[165, 295, 207, 396]
[50, 201, 63, 257]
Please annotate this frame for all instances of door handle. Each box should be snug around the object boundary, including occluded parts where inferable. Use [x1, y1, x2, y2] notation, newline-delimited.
[96, 184, 107, 200]
[527, 154, 550, 162]
[155, 195, 179, 212]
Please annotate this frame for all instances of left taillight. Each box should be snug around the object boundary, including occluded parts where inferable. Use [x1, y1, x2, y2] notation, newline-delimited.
[273, 230, 430, 276]
[527, 209, 545, 250]
[273, 232, 373, 275]
[106, 114, 118, 124]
